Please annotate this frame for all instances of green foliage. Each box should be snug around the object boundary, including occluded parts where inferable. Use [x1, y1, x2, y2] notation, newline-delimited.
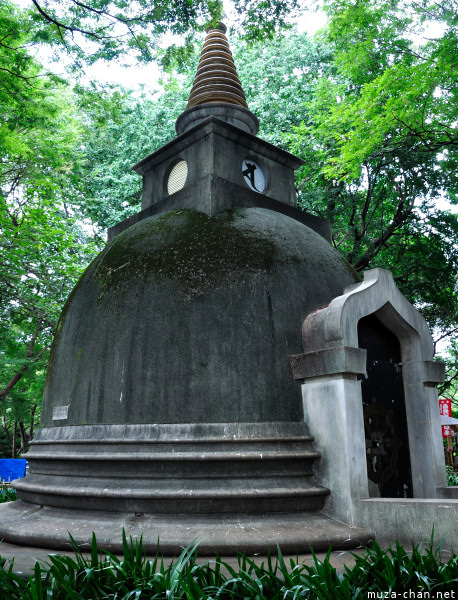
[0, 483, 17, 503]
[13, 0, 302, 71]
[233, 18, 458, 401]
[234, 31, 335, 148]
[232, 27, 458, 357]
[437, 341, 458, 411]
[72, 79, 189, 228]
[340, 536, 458, 595]
[0, 1, 99, 446]
[272, 9, 458, 353]
[2, 0, 458, 418]
[446, 466, 458, 486]
[321, 0, 458, 180]
[0, 532, 456, 597]
[232, 0, 301, 41]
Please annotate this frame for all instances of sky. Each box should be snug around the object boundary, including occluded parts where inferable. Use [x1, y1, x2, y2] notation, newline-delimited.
[17, 0, 444, 91]
[80, 6, 328, 89]
[76, 2, 446, 90]
[14, 0, 327, 90]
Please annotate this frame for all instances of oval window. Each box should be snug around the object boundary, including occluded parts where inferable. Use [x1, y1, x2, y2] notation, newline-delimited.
[167, 160, 188, 195]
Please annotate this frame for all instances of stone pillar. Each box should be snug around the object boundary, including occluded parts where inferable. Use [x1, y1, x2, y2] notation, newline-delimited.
[291, 346, 368, 523]
[403, 360, 446, 497]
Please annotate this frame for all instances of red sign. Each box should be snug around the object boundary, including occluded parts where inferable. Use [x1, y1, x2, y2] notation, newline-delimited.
[439, 398, 453, 438]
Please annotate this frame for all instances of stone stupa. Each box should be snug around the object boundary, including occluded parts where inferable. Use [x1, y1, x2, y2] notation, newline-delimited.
[1, 23, 454, 554]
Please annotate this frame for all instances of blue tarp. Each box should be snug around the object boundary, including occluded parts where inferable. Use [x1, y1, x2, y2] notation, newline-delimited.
[0, 459, 27, 483]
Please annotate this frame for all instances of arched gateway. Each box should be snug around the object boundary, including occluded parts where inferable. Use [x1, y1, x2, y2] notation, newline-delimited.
[290, 268, 452, 538]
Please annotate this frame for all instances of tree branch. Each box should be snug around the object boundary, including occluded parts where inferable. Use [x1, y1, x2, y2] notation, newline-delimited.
[31, 0, 109, 40]
[0, 66, 46, 84]
[438, 371, 458, 397]
[19, 421, 28, 455]
[434, 326, 458, 349]
[0, 335, 49, 402]
[1, 417, 12, 449]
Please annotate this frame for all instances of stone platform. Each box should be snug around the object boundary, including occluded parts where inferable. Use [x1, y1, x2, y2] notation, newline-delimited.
[0, 421, 374, 555]
[0, 501, 374, 555]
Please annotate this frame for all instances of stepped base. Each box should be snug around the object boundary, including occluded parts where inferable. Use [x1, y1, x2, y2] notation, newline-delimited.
[1, 423, 374, 555]
[0, 501, 374, 555]
[16, 423, 330, 514]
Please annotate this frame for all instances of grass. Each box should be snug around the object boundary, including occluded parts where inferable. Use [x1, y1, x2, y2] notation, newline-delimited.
[0, 531, 456, 599]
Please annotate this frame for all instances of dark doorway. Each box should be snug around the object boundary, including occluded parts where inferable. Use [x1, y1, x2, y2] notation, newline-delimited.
[358, 314, 413, 498]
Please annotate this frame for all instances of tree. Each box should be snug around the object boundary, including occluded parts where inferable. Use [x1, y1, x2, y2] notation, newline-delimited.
[281, 0, 458, 399]
[3, 0, 458, 426]
[234, 31, 334, 148]
[231, 22, 458, 400]
[69, 31, 332, 229]
[0, 1, 99, 455]
[4, 0, 302, 72]
[69, 23, 458, 350]
[278, 3, 458, 336]
[437, 340, 458, 417]
[72, 78, 189, 229]
[320, 0, 458, 178]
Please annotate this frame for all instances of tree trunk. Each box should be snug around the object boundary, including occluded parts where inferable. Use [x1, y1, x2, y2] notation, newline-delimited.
[19, 420, 28, 454]
[12, 421, 17, 459]
[0, 344, 48, 402]
[1, 416, 12, 455]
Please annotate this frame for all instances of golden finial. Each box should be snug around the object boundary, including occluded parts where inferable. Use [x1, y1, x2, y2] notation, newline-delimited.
[186, 23, 248, 109]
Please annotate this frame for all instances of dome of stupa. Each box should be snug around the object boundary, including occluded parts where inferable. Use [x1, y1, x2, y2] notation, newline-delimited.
[39, 207, 358, 428]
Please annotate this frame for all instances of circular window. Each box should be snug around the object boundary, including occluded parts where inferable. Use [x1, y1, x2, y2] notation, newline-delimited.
[166, 160, 188, 195]
[242, 158, 266, 193]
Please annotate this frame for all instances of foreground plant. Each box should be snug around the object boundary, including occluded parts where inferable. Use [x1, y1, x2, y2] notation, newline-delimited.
[0, 484, 17, 503]
[446, 465, 458, 486]
[0, 531, 456, 599]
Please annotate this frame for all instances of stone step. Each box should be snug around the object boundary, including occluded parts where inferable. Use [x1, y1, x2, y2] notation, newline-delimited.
[26, 449, 320, 478]
[18, 421, 330, 516]
[0, 501, 375, 555]
[17, 474, 328, 494]
[26, 450, 321, 461]
[27, 422, 314, 452]
[15, 474, 330, 514]
[29, 437, 316, 453]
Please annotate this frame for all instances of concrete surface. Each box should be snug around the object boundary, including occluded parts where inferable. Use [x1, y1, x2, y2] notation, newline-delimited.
[0, 501, 374, 556]
[295, 268, 447, 505]
[41, 208, 358, 429]
[289, 268, 458, 548]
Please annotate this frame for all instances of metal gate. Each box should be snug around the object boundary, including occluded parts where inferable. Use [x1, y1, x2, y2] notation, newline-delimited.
[358, 314, 413, 498]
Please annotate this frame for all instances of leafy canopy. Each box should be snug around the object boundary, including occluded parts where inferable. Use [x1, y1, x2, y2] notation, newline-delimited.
[0, 1, 99, 449]
[320, 0, 458, 180]
[14, 0, 303, 71]
[2, 0, 458, 432]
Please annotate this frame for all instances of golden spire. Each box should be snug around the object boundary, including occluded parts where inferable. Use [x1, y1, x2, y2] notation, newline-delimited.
[186, 23, 248, 109]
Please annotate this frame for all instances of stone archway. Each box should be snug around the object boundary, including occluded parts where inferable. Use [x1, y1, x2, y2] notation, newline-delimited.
[289, 268, 446, 524]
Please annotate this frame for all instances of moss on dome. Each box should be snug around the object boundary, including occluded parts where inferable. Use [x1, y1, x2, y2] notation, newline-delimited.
[94, 209, 290, 302]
